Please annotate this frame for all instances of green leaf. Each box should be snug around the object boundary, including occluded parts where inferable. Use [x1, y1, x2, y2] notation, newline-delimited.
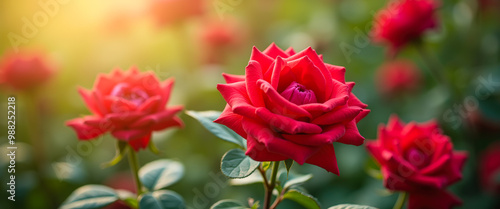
[210, 200, 248, 209]
[139, 190, 185, 209]
[139, 159, 184, 191]
[284, 159, 294, 174]
[261, 162, 271, 171]
[284, 174, 313, 189]
[221, 149, 260, 178]
[328, 204, 378, 209]
[60, 185, 119, 209]
[283, 189, 321, 209]
[186, 110, 246, 148]
[101, 141, 128, 168]
[277, 170, 313, 192]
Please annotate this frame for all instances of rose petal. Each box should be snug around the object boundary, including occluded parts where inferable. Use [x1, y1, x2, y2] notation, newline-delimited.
[245, 135, 288, 162]
[128, 134, 152, 151]
[242, 118, 318, 164]
[255, 107, 322, 134]
[250, 46, 274, 73]
[257, 79, 312, 120]
[325, 64, 346, 83]
[263, 56, 285, 90]
[130, 106, 183, 128]
[214, 104, 247, 138]
[138, 95, 161, 113]
[311, 106, 362, 125]
[78, 88, 103, 116]
[112, 129, 150, 141]
[245, 61, 266, 107]
[286, 47, 333, 99]
[305, 144, 340, 175]
[407, 189, 462, 209]
[217, 81, 259, 120]
[222, 73, 245, 84]
[336, 121, 365, 146]
[66, 117, 108, 140]
[282, 123, 345, 146]
[262, 43, 290, 59]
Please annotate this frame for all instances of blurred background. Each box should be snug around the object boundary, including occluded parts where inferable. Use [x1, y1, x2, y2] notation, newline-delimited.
[0, 0, 499, 208]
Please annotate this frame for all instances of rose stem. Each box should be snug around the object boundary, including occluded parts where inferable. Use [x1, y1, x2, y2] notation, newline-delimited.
[264, 161, 280, 209]
[393, 192, 407, 209]
[127, 147, 144, 197]
[26, 92, 58, 208]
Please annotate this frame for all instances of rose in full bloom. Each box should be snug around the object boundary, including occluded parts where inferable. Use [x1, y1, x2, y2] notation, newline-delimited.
[366, 115, 468, 209]
[372, 0, 438, 54]
[0, 51, 55, 91]
[66, 68, 183, 151]
[215, 43, 370, 174]
[480, 142, 500, 194]
[148, 0, 205, 27]
[376, 60, 422, 97]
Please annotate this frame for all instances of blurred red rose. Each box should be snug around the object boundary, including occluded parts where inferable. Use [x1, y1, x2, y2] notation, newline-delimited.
[480, 142, 500, 194]
[372, 0, 438, 54]
[376, 60, 422, 97]
[199, 18, 245, 64]
[66, 67, 183, 151]
[366, 115, 468, 209]
[0, 51, 55, 91]
[215, 43, 370, 174]
[148, 0, 205, 27]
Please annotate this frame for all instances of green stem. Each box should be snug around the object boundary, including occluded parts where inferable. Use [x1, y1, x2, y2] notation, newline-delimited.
[264, 161, 280, 209]
[393, 192, 407, 209]
[128, 148, 143, 196]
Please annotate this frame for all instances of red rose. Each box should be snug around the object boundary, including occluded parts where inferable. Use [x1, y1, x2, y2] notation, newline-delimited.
[215, 43, 370, 174]
[366, 115, 468, 209]
[480, 142, 500, 194]
[0, 51, 55, 91]
[199, 18, 245, 64]
[372, 0, 438, 54]
[376, 60, 422, 97]
[66, 68, 183, 151]
[149, 0, 205, 27]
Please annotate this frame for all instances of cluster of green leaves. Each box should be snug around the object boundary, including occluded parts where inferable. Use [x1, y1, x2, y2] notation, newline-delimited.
[60, 158, 185, 209]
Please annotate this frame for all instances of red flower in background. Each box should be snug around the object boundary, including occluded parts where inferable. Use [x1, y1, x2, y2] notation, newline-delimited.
[376, 60, 422, 97]
[149, 0, 205, 27]
[366, 115, 467, 209]
[372, 0, 438, 54]
[66, 68, 183, 151]
[480, 142, 500, 194]
[215, 43, 370, 174]
[199, 18, 245, 64]
[0, 51, 55, 91]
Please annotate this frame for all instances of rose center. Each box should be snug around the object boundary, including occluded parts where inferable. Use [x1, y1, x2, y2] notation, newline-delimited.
[280, 81, 317, 105]
[404, 147, 430, 169]
[110, 83, 149, 106]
